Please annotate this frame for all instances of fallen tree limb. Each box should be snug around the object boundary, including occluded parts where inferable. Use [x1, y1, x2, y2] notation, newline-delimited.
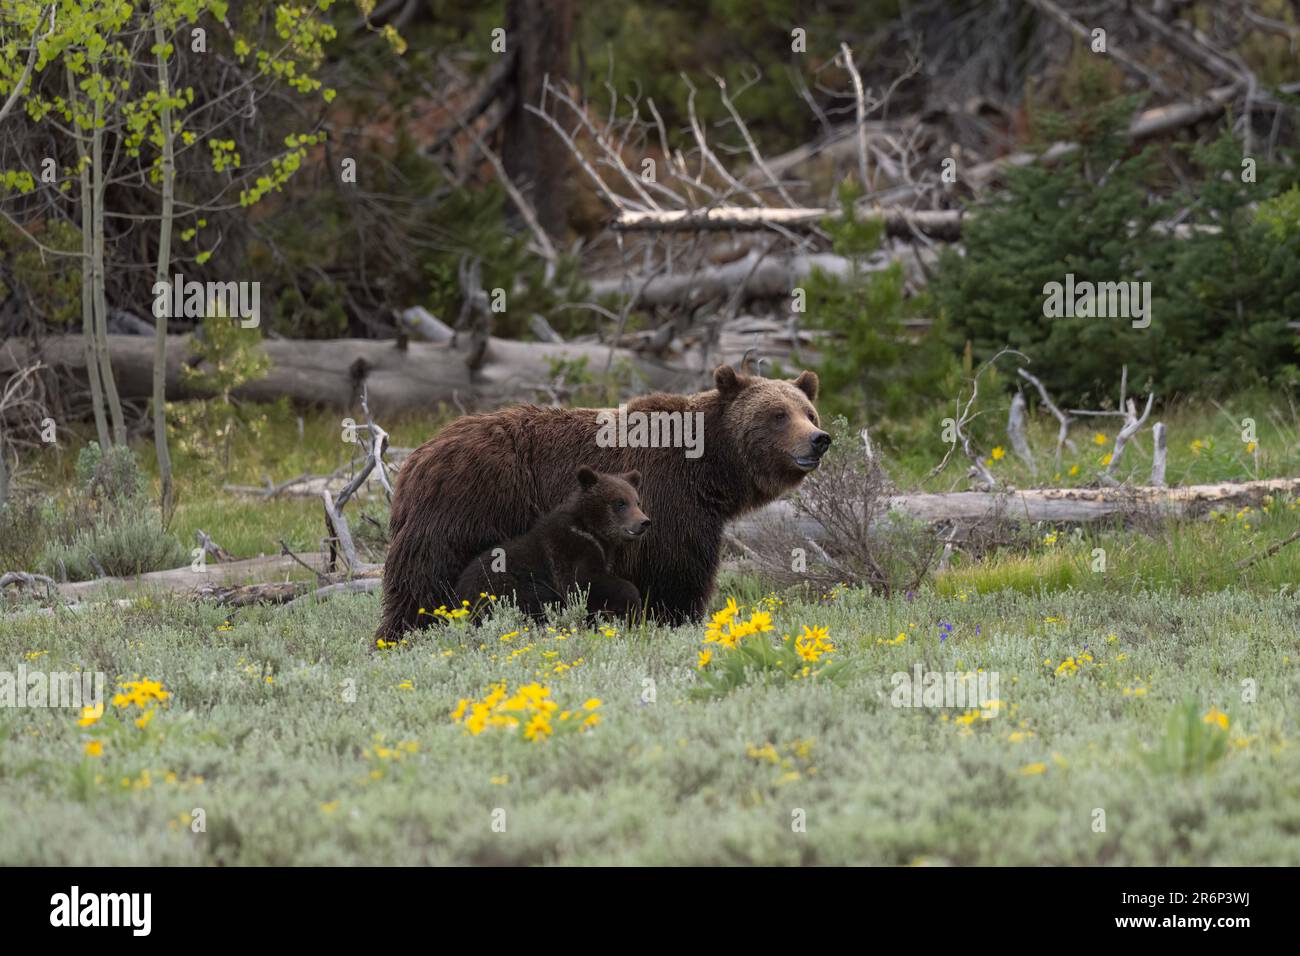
[586, 250, 892, 307]
[51, 552, 329, 603]
[3, 334, 699, 416]
[1235, 528, 1300, 573]
[612, 206, 964, 239]
[728, 477, 1300, 541]
[282, 577, 384, 608]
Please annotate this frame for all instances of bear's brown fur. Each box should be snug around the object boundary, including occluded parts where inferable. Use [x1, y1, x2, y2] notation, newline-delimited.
[454, 466, 649, 621]
[378, 365, 828, 642]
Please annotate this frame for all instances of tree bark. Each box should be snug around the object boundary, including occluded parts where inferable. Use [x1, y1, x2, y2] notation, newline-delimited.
[613, 206, 964, 238]
[152, 10, 175, 518]
[728, 477, 1300, 541]
[3, 334, 699, 417]
[501, 0, 573, 242]
[68, 67, 110, 450]
[91, 81, 126, 446]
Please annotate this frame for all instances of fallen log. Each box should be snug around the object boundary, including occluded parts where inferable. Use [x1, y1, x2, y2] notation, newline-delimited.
[3, 334, 700, 417]
[588, 247, 937, 308]
[612, 207, 964, 239]
[727, 477, 1300, 541]
[52, 552, 329, 603]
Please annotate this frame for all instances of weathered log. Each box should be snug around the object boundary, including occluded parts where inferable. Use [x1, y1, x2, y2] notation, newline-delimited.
[53, 552, 329, 603]
[727, 477, 1300, 541]
[587, 250, 903, 308]
[2, 334, 699, 417]
[613, 206, 964, 239]
[395, 306, 454, 343]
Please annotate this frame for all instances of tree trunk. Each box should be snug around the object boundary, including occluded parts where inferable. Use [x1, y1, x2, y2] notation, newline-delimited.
[502, 0, 573, 242]
[68, 67, 110, 450]
[152, 11, 175, 518]
[91, 81, 126, 446]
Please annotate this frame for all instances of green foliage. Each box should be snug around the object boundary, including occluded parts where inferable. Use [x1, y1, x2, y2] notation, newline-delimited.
[0, 495, 47, 572]
[37, 506, 187, 581]
[422, 180, 589, 342]
[538, 354, 640, 406]
[1156, 134, 1300, 396]
[32, 445, 185, 582]
[76, 441, 145, 503]
[575, 0, 902, 154]
[0, 219, 81, 328]
[174, 314, 272, 474]
[934, 96, 1300, 404]
[805, 183, 960, 424]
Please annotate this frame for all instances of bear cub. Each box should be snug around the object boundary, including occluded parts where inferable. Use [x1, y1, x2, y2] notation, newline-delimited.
[454, 466, 650, 621]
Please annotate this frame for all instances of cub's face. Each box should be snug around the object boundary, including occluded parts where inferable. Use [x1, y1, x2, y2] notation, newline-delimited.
[575, 467, 651, 545]
[714, 365, 831, 499]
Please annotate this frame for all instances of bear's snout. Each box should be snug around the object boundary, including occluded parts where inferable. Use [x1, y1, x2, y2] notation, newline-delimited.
[625, 514, 651, 537]
[791, 430, 832, 471]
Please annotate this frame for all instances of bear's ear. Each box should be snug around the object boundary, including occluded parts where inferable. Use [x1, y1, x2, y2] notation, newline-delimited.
[577, 466, 599, 490]
[714, 364, 744, 399]
[623, 470, 641, 489]
[793, 370, 819, 401]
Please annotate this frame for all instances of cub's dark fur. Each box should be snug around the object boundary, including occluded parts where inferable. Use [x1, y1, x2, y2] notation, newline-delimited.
[454, 467, 650, 621]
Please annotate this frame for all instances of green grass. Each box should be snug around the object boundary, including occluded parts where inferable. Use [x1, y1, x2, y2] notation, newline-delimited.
[2, 584, 1299, 865]
[934, 498, 1300, 597]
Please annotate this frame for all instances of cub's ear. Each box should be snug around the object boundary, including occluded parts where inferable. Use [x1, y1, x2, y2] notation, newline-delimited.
[623, 470, 641, 489]
[577, 466, 599, 490]
[714, 364, 744, 398]
[793, 370, 819, 401]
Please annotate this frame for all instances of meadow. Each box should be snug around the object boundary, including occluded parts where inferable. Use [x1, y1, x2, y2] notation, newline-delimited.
[1, 399, 1298, 865]
[2, 584, 1298, 865]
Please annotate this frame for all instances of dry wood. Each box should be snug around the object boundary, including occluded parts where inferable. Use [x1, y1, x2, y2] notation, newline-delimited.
[612, 206, 964, 239]
[728, 477, 1300, 541]
[2, 334, 699, 416]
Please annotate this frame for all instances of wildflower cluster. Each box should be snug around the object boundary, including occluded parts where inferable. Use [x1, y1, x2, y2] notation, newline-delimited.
[693, 598, 845, 698]
[451, 682, 601, 742]
[703, 598, 774, 649]
[77, 677, 171, 757]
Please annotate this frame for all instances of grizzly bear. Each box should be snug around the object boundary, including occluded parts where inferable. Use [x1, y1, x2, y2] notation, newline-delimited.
[378, 365, 828, 642]
[453, 466, 650, 621]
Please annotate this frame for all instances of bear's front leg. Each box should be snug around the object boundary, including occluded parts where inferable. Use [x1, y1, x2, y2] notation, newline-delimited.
[584, 574, 643, 621]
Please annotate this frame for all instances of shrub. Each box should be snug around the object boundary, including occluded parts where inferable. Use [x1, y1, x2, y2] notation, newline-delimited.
[36, 445, 185, 582]
[738, 415, 941, 596]
[934, 97, 1300, 404]
[38, 509, 187, 582]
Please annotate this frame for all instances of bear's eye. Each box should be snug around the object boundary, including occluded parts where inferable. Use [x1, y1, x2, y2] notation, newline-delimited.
[615, 501, 627, 512]
[772, 410, 788, 422]
[807, 412, 817, 424]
